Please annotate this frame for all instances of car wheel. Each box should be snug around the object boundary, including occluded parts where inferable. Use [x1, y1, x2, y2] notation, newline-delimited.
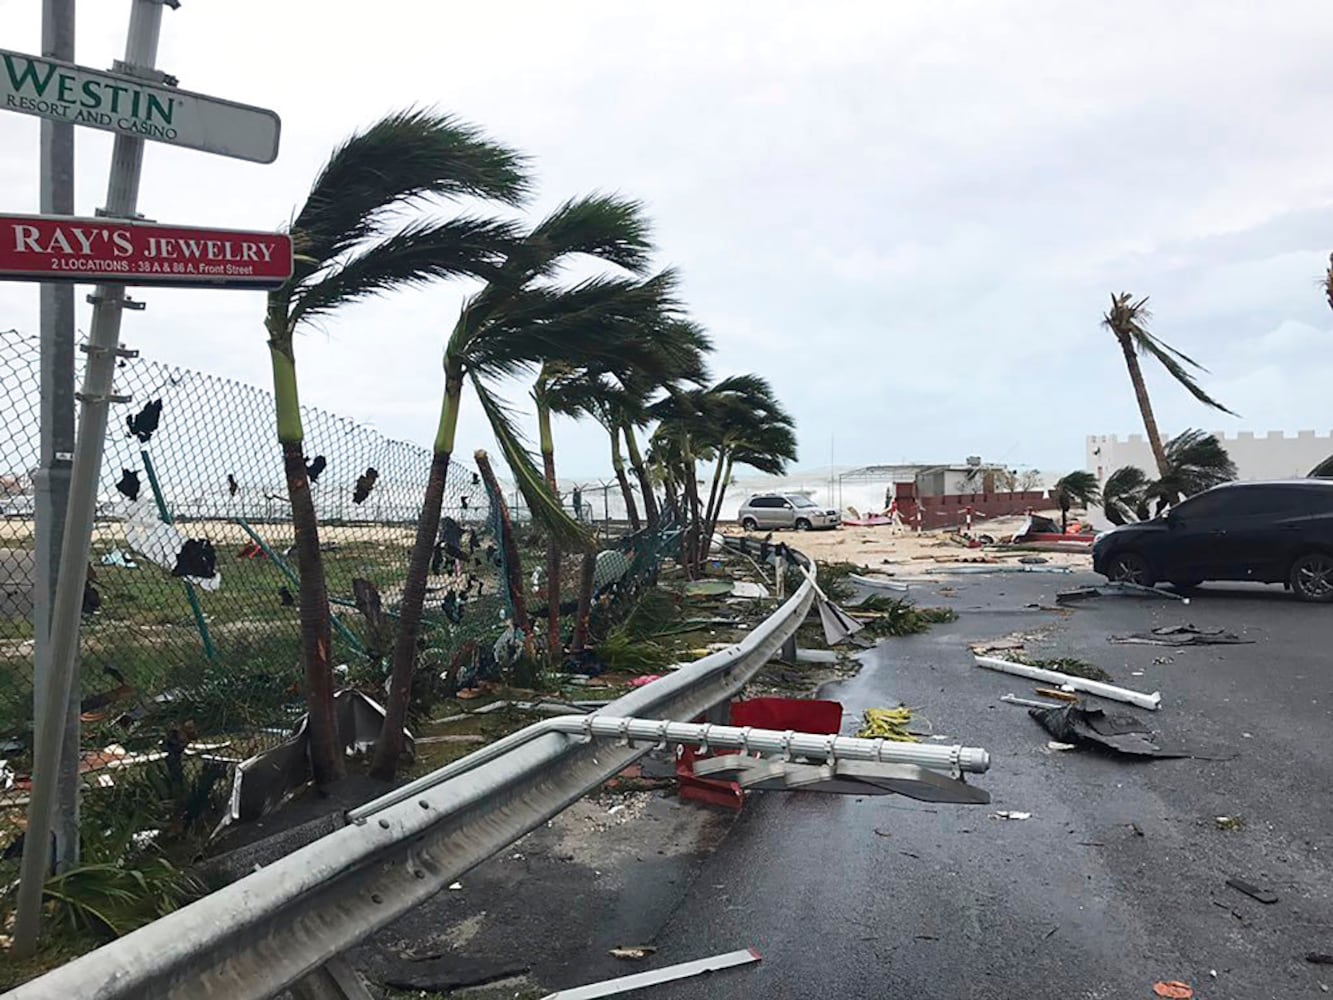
[1105, 551, 1153, 586]
[1289, 551, 1333, 603]
[794, 518, 812, 531]
[741, 517, 758, 531]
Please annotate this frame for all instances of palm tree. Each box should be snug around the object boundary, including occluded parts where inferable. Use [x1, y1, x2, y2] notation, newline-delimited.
[1150, 429, 1237, 509]
[1102, 293, 1237, 478]
[266, 109, 526, 784]
[1051, 470, 1101, 532]
[697, 377, 798, 550]
[1324, 252, 1333, 313]
[372, 197, 689, 778]
[1102, 465, 1152, 525]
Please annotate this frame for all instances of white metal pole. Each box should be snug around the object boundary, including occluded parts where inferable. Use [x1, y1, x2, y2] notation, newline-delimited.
[13, 0, 170, 956]
[32, 0, 80, 878]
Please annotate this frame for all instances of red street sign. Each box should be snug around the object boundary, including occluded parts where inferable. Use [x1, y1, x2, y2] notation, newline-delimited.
[0, 213, 293, 289]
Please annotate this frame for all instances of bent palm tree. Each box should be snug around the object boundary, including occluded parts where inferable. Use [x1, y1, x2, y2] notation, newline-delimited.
[1051, 471, 1101, 532]
[267, 109, 526, 784]
[1102, 293, 1236, 478]
[373, 197, 690, 778]
[1102, 466, 1152, 525]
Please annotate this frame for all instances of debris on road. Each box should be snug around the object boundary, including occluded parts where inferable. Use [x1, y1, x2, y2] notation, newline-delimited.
[1307, 953, 1333, 965]
[974, 654, 1162, 711]
[1153, 982, 1194, 999]
[1057, 583, 1190, 604]
[1034, 687, 1082, 703]
[1046, 741, 1076, 751]
[856, 706, 919, 742]
[545, 949, 762, 999]
[1112, 624, 1253, 647]
[990, 810, 1032, 820]
[1225, 877, 1277, 904]
[609, 946, 657, 960]
[1215, 816, 1246, 831]
[1000, 694, 1067, 710]
[1027, 704, 1189, 758]
[849, 572, 909, 593]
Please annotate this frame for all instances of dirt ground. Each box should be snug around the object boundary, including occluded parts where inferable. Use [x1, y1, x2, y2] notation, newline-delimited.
[749, 514, 1093, 577]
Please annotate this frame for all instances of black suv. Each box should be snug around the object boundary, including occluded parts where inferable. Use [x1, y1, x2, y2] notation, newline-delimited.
[1091, 480, 1333, 602]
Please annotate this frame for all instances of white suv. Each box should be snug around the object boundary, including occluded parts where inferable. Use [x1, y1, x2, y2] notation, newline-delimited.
[737, 493, 840, 531]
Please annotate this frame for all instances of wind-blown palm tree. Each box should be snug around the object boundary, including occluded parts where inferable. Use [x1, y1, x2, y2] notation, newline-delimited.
[266, 109, 526, 784]
[1150, 429, 1238, 508]
[1051, 470, 1101, 532]
[1102, 293, 1237, 478]
[373, 197, 689, 778]
[1102, 465, 1152, 525]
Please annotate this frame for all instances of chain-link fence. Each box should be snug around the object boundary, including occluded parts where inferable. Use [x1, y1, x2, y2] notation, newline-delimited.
[0, 328, 513, 846]
[0, 329, 680, 866]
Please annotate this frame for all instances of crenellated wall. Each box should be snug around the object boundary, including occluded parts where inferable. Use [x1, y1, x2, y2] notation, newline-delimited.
[1086, 430, 1333, 483]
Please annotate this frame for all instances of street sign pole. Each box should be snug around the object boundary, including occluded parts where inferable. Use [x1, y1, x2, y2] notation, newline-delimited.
[13, 0, 169, 956]
[32, 0, 80, 878]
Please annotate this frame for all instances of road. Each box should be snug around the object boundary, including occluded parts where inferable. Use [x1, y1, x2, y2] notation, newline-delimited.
[628, 572, 1333, 1000]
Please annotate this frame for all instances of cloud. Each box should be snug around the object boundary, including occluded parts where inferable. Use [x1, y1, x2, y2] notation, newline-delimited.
[2, 0, 1332, 481]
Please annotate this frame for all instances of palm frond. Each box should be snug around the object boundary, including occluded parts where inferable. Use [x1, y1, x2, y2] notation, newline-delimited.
[289, 216, 521, 327]
[471, 375, 595, 552]
[1103, 291, 1237, 416]
[289, 108, 528, 281]
[1103, 465, 1151, 525]
[1152, 429, 1238, 504]
[1053, 470, 1101, 512]
[524, 193, 654, 275]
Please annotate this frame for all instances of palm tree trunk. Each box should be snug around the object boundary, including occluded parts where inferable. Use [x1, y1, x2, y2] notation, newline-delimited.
[1116, 331, 1170, 477]
[475, 449, 529, 633]
[680, 448, 703, 576]
[703, 454, 733, 547]
[570, 550, 596, 654]
[371, 376, 461, 780]
[623, 424, 658, 529]
[269, 339, 343, 785]
[701, 450, 728, 546]
[536, 401, 563, 667]
[610, 428, 641, 531]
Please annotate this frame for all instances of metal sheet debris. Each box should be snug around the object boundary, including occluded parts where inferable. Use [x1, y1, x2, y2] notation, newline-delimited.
[543, 948, 762, 999]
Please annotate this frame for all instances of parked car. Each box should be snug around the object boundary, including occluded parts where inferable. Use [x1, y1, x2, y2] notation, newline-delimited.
[1091, 480, 1333, 602]
[737, 493, 840, 531]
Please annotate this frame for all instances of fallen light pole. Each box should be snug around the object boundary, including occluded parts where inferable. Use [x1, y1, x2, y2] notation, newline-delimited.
[973, 654, 1162, 711]
[548, 714, 991, 775]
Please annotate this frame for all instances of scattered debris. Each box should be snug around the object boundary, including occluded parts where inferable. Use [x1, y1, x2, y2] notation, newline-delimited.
[1057, 582, 1189, 604]
[115, 468, 141, 501]
[609, 946, 656, 960]
[1000, 694, 1066, 710]
[1046, 741, 1076, 752]
[546, 948, 761, 1000]
[1214, 816, 1245, 831]
[1153, 982, 1194, 999]
[1028, 704, 1192, 758]
[1225, 877, 1276, 904]
[974, 654, 1161, 711]
[305, 454, 327, 483]
[730, 580, 770, 599]
[126, 398, 162, 442]
[448, 882, 463, 890]
[1112, 624, 1252, 647]
[849, 572, 909, 593]
[227, 473, 239, 496]
[856, 706, 918, 742]
[1130, 823, 1145, 837]
[990, 810, 1031, 821]
[99, 548, 137, 569]
[352, 466, 379, 504]
[172, 538, 217, 580]
[1307, 953, 1333, 966]
[1034, 687, 1081, 703]
[278, 586, 294, 607]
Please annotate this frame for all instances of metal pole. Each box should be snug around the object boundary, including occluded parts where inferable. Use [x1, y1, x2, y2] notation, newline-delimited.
[31, 0, 79, 880]
[14, 0, 169, 956]
[141, 451, 216, 658]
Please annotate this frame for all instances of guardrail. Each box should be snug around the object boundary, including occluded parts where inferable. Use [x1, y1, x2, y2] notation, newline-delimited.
[6, 543, 820, 1000]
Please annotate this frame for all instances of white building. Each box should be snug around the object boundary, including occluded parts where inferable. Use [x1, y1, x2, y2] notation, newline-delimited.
[1086, 430, 1333, 483]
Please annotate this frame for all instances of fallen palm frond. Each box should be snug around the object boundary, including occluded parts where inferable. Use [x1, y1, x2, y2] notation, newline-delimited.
[856, 706, 919, 742]
[40, 857, 205, 941]
[852, 597, 957, 637]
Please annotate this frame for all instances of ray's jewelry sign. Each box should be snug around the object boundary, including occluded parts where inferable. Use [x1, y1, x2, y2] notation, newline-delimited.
[0, 213, 293, 289]
[1, 47, 281, 163]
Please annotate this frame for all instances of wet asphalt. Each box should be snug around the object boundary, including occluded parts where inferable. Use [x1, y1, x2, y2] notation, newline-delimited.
[627, 572, 1333, 1000]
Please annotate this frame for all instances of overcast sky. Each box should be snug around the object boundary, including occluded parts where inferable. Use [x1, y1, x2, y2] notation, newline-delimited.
[2, 1, 1332, 480]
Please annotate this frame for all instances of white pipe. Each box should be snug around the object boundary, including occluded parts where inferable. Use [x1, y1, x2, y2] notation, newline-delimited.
[974, 655, 1161, 711]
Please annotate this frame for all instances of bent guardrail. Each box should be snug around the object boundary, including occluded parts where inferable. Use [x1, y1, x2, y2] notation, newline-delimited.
[5, 544, 822, 1000]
